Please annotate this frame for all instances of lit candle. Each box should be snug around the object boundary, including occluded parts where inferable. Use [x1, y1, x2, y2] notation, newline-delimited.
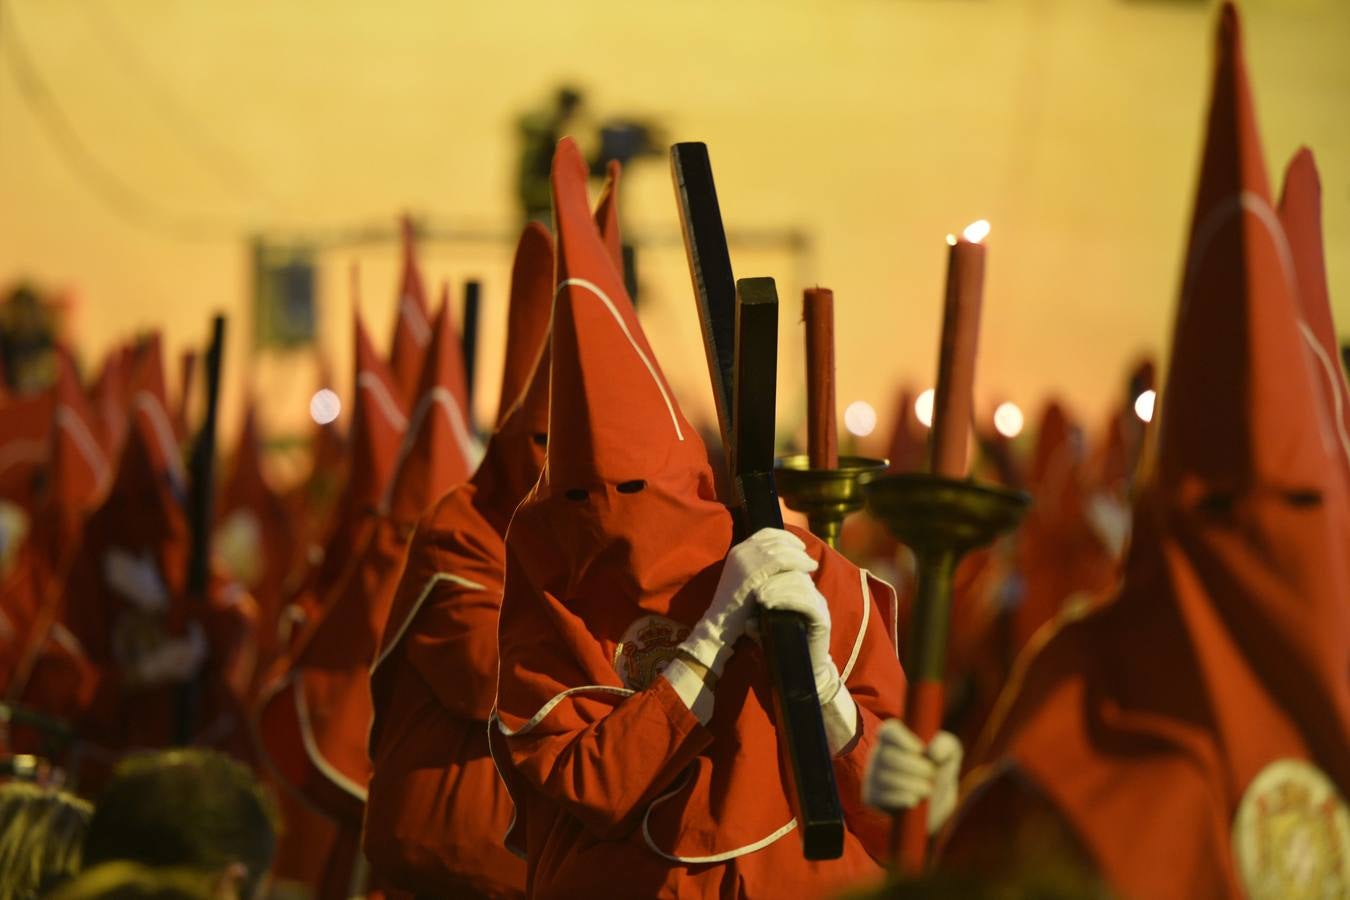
[804, 287, 838, 469]
[929, 220, 989, 478]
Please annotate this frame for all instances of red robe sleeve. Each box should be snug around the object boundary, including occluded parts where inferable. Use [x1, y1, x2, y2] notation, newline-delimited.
[502, 676, 714, 840]
[394, 511, 506, 722]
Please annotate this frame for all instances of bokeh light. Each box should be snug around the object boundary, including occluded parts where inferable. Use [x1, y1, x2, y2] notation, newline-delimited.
[1134, 389, 1156, 423]
[844, 400, 878, 437]
[915, 388, 935, 428]
[993, 401, 1025, 438]
[310, 388, 341, 425]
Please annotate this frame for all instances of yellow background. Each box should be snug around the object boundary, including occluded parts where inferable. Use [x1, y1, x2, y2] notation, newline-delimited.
[1, 0, 1346, 458]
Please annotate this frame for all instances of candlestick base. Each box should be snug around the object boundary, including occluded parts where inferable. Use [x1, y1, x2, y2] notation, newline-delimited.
[773, 455, 889, 549]
[863, 472, 1029, 555]
[863, 472, 1029, 874]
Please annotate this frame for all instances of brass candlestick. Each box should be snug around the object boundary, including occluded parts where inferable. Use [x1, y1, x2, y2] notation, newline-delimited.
[863, 472, 1030, 870]
[774, 454, 889, 549]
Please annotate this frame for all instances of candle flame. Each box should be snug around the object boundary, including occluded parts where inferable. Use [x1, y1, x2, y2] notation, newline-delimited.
[962, 219, 991, 244]
[945, 234, 957, 247]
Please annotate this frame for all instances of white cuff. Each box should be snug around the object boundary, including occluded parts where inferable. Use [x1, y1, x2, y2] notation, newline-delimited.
[820, 682, 859, 756]
[677, 632, 734, 678]
[661, 658, 715, 725]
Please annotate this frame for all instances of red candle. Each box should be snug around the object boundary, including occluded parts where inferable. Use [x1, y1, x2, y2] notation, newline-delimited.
[804, 288, 838, 470]
[929, 221, 989, 478]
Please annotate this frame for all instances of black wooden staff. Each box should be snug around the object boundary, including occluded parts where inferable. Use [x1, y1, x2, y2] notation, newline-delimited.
[672, 143, 845, 860]
[461, 279, 481, 430]
[174, 314, 225, 746]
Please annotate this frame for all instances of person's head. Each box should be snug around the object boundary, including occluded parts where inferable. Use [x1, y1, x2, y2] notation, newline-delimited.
[0, 781, 92, 900]
[47, 862, 215, 900]
[555, 85, 582, 116]
[82, 750, 278, 900]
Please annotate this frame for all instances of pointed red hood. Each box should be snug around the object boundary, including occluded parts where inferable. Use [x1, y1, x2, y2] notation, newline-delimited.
[220, 405, 273, 527]
[1144, 0, 1350, 798]
[382, 298, 476, 527]
[389, 216, 433, 407]
[886, 386, 929, 473]
[89, 344, 130, 459]
[1156, 13, 1330, 498]
[45, 347, 111, 547]
[347, 312, 408, 514]
[0, 389, 54, 513]
[126, 334, 184, 499]
[964, 10, 1350, 896]
[1277, 148, 1350, 481]
[504, 134, 728, 632]
[1012, 399, 1114, 652]
[593, 159, 624, 273]
[470, 226, 555, 534]
[217, 404, 296, 664]
[496, 223, 555, 428]
[544, 140, 706, 496]
[1028, 401, 1080, 500]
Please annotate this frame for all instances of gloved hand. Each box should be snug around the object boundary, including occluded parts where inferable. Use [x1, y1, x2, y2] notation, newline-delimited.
[677, 528, 818, 678]
[863, 718, 964, 835]
[753, 570, 862, 752]
[753, 569, 838, 699]
[133, 621, 208, 688]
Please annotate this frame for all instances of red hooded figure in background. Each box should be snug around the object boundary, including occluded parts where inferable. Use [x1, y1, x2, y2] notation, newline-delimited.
[257, 290, 474, 899]
[491, 138, 912, 899]
[285, 312, 408, 640]
[902, 7, 1350, 897]
[365, 162, 624, 898]
[40, 337, 257, 763]
[365, 219, 555, 898]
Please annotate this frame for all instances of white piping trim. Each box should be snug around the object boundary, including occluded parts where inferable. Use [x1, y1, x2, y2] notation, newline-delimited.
[369, 572, 487, 674]
[48, 623, 84, 657]
[556, 278, 684, 441]
[1183, 192, 1296, 314]
[379, 386, 481, 514]
[1298, 320, 1350, 470]
[1174, 191, 1340, 453]
[496, 564, 876, 865]
[357, 371, 409, 433]
[133, 391, 185, 489]
[486, 711, 528, 859]
[292, 675, 369, 802]
[839, 568, 870, 683]
[0, 439, 45, 478]
[55, 405, 111, 491]
[861, 568, 900, 654]
[495, 685, 634, 737]
[640, 769, 799, 864]
[401, 294, 431, 348]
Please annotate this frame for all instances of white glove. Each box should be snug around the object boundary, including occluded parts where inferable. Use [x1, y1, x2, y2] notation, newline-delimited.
[753, 570, 859, 753]
[677, 528, 818, 678]
[103, 548, 169, 613]
[753, 569, 838, 698]
[133, 621, 208, 687]
[863, 719, 964, 835]
[665, 529, 818, 726]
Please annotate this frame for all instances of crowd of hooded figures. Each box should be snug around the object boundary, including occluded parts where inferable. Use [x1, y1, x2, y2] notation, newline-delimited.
[1, 4, 1347, 898]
